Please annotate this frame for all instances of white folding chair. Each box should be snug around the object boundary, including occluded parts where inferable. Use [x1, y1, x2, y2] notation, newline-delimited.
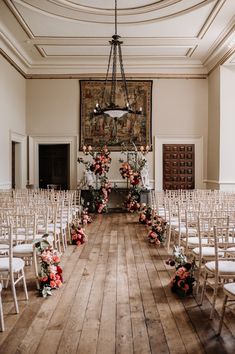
[0, 224, 28, 314]
[218, 282, 235, 335]
[200, 225, 235, 319]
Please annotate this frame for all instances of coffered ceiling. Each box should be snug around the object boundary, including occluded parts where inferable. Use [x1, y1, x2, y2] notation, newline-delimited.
[0, 0, 235, 77]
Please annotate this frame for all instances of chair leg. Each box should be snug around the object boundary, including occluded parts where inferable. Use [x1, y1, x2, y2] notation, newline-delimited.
[10, 275, 19, 314]
[60, 230, 66, 253]
[21, 269, 29, 301]
[199, 272, 208, 305]
[210, 284, 218, 319]
[33, 251, 40, 290]
[218, 294, 228, 335]
[195, 260, 201, 296]
[0, 294, 4, 331]
[55, 233, 61, 253]
[166, 225, 171, 253]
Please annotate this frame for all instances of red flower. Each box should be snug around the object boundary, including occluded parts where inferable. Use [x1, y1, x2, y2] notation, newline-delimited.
[57, 265, 63, 274]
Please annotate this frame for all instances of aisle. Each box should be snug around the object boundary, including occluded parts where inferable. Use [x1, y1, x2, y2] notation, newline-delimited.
[0, 213, 234, 354]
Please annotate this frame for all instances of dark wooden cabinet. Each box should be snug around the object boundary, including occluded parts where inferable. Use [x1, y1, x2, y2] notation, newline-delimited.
[163, 144, 195, 190]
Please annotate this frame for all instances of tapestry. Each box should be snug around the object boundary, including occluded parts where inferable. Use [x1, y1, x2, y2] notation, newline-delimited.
[79, 80, 152, 151]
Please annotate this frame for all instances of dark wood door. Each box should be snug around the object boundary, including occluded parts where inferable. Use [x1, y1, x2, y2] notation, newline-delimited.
[39, 144, 70, 190]
[163, 144, 195, 190]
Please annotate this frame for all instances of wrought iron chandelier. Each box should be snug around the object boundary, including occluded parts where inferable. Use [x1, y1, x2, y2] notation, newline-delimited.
[93, 0, 142, 119]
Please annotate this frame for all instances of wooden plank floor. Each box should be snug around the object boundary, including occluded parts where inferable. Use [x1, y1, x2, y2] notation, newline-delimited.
[0, 213, 235, 354]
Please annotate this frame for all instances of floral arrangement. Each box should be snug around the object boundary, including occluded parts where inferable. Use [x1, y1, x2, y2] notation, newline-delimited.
[94, 177, 112, 213]
[81, 208, 92, 225]
[124, 186, 141, 212]
[119, 162, 141, 186]
[78, 145, 111, 177]
[70, 219, 88, 246]
[166, 246, 187, 268]
[166, 246, 195, 297]
[119, 142, 150, 212]
[139, 205, 152, 225]
[90, 146, 112, 176]
[138, 205, 167, 245]
[147, 214, 167, 245]
[33, 235, 63, 297]
[78, 145, 112, 213]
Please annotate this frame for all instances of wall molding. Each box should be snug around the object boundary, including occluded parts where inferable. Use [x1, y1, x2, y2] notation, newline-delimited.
[10, 131, 27, 189]
[29, 135, 78, 189]
[0, 182, 12, 189]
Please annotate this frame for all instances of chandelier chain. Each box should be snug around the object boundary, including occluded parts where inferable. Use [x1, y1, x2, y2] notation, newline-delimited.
[115, 0, 117, 35]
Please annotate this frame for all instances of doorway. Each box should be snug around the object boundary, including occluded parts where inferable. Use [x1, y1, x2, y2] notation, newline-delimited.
[12, 141, 21, 189]
[39, 144, 70, 190]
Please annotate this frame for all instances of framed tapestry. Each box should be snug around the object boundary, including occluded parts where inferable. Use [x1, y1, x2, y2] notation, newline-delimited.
[79, 80, 152, 151]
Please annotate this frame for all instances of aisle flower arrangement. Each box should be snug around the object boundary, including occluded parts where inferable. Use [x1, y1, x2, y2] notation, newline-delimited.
[138, 205, 167, 246]
[34, 235, 63, 298]
[70, 218, 88, 246]
[139, 205, 152, 225]
[147, 214, 167, 245]
[81, 208, 92, 225]
[166, 246, 195, 297]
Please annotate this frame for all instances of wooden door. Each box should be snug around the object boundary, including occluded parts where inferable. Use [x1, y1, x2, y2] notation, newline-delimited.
[39, 144, 70, 190]
[163, 144, 195, 190]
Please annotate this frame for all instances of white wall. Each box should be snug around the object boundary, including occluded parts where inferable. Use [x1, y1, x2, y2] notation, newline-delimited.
[207, 67, 220, 189]
[26, 79, 79, 189]
[0, 55, 26, 189]
[154, 78, 208, 189]
[26, 77, 208, 190]
[219, 66, 235, 190]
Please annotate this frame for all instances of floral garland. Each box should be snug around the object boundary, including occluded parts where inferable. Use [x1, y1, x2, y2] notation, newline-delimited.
[125, 187, 141, 212]
[119, 143, 149, 212]
[78, 145, 112, 213]
[166, 246, 195, 297]
[89, 146, 112, 176]
[33, 235, 63, 297]
[95, 177, 112, 213]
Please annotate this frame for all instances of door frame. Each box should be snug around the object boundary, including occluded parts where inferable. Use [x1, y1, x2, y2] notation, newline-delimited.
[154, 135, 204, 190]
[29, 136, 77, 189]
[10, 131, 27, 189]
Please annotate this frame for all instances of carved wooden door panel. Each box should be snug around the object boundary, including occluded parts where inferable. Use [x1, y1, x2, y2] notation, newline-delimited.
[163, 144, 195, 190]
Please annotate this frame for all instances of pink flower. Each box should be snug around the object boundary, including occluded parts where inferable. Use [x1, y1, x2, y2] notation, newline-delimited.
[49, 272, 56, 280]
[55, 279, 63, 288]
[50, 280, 56, 288]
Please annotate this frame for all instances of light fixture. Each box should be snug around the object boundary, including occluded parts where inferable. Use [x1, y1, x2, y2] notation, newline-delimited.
[93, 0, 142, 119]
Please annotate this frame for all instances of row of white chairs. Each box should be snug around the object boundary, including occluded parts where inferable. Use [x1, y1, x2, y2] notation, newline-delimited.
[151, 190, 235, 335]
[0, 188, 82, 331]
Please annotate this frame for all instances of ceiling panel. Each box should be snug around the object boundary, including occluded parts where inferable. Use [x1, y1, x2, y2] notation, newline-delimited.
[0, 0, 235, 76]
